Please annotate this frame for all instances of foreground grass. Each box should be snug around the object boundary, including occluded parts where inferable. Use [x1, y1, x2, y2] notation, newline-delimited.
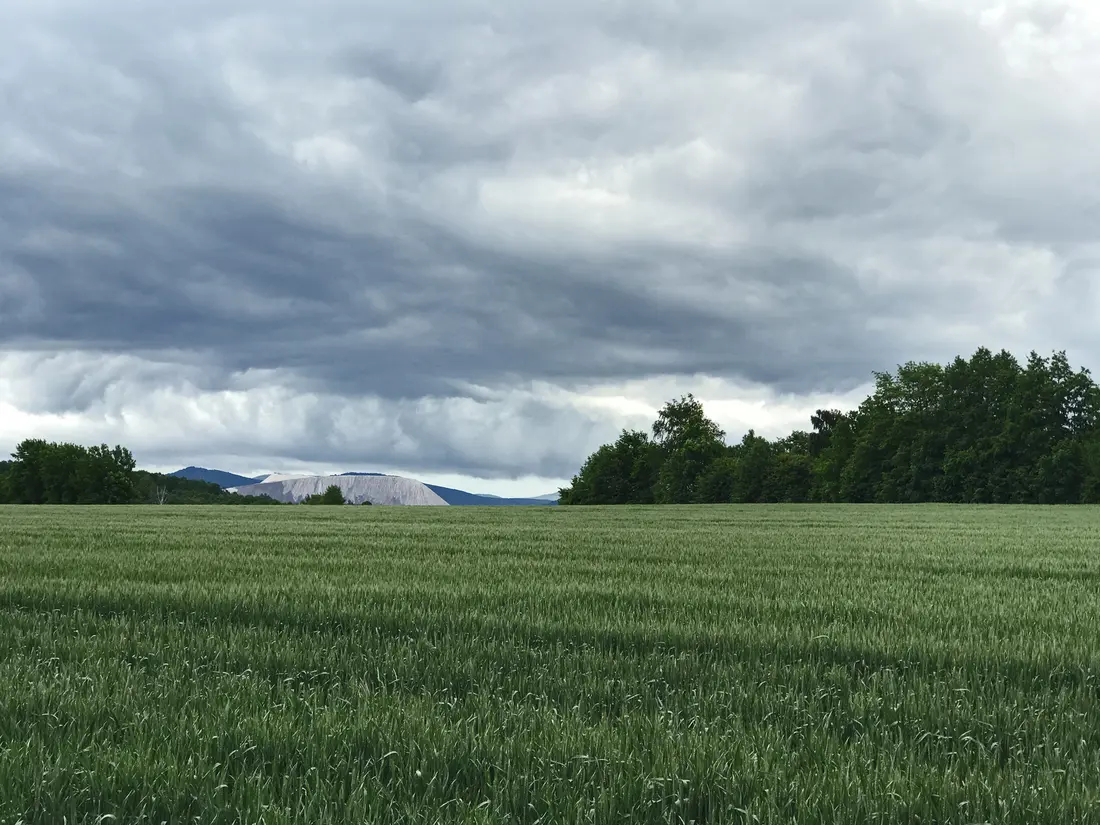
[0, 504, 1098, 823]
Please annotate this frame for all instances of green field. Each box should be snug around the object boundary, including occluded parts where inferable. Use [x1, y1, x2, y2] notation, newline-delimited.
[1, 505, 1098, 823]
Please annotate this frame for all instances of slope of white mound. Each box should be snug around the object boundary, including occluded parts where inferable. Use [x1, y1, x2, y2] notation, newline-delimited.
[256, 472, 312, 484]
[232, 474, 448, 506]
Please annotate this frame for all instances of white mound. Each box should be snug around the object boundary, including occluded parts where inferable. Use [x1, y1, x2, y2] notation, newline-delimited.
[232, 474, 449, 506]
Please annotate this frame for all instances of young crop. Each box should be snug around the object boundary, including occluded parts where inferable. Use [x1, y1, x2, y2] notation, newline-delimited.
[0, 504, 1098, 823]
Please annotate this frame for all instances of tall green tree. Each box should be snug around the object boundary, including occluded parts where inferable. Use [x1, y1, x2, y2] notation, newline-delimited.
[5, 439, 136, 504]
[727, 430, 771, 503]
[766, 434, 813, 502]
[934, 348, 1022, 503]
[694, 453, 739, 503]
[808, 410, 855, 502]
[559, 430, 659, 505]
[0, 461, 10, 504]
[652, 395, 726, 503]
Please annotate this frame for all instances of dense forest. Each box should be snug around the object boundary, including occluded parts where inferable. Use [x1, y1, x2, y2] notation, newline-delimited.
[0, 439, 281, 505]
[560, 348, 1100, 505]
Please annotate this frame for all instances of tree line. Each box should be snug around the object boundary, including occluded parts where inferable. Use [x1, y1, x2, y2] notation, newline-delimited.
[0, 439, 282, 505]
[559, 347, 1100, 505]
[0, 441, 373, 505]
[305, 486, 370, 505]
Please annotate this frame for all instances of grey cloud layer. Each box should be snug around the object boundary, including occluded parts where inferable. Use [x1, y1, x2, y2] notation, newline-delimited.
[0, 351, 630, 479]
[2, 0, 1098, 475]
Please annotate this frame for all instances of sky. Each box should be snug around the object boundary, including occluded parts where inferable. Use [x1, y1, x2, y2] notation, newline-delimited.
[2, 0, 1099, 497]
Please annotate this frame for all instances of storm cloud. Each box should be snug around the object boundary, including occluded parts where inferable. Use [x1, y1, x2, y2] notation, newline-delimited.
[2, 0, 1098, 489]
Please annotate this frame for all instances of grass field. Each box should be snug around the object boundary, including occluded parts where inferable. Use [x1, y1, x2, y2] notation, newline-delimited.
[1, 504, 1098, 823]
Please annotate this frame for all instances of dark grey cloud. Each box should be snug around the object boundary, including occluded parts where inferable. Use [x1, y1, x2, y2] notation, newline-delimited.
[3, 0, 1099, 480]
[336, 47, 444, 104]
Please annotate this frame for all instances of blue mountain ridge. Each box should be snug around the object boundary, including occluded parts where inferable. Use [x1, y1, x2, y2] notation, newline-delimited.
[170, 467, 267, 488]
[169, 468, 558, 505]
[424, 484, 556, 507]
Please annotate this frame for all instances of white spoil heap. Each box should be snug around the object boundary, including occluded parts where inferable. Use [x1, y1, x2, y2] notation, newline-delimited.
[231, 474, 448, 505]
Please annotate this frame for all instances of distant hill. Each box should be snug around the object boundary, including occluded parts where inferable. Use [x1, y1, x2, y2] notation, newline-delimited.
[135, 472, 282, 505]
[232, 475, 447, 506]
[170, 467, 265, 488]
[178, 467, 558, 506]
[425, 484, 557, 507]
